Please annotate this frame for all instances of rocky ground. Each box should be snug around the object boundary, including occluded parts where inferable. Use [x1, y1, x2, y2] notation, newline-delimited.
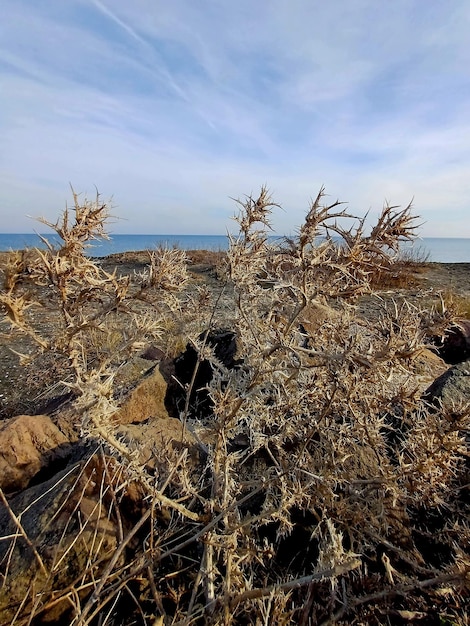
[1, 252, 469, 419]
[0, 250, 233, 418]
[0, 250, 469, 624]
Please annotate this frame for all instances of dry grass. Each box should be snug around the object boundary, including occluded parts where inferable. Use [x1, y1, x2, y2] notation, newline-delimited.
[368, 248, 430, 289]
[186, 249, 226, 267]
[0, 187, 468, 625]
[436, 289, 470, 320]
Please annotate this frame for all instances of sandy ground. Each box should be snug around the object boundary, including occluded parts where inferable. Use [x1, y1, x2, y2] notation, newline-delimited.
[415, 262, 470, 295]
[1, 250, 469, 419]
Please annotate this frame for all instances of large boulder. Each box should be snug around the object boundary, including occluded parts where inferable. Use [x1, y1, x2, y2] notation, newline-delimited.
[0, 414, 70, 493]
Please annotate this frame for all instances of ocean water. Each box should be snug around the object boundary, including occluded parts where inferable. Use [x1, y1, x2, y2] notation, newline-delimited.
[407, 238, 470, 263]
[0, 233, 468, 263]
[0, 233, 230, 255]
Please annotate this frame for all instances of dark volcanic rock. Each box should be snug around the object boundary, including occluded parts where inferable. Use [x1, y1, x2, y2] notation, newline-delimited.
[0, 451, 145, 624]
[173, 329, 240, 419]
[435, 320, 470, 364]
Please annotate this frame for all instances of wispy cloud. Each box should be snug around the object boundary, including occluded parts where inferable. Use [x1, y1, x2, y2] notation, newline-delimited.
[1, 0, 469, 235]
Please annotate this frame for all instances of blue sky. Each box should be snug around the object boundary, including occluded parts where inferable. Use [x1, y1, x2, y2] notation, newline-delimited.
[1, 0, 469, 236]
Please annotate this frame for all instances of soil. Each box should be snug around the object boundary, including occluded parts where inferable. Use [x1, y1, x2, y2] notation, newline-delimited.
[1, 250, 469, 419]
[408, 261, 470, 296]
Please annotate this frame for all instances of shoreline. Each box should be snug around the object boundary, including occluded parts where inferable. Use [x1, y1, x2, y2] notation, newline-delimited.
[0, 234, 469, 263]
[1, 249, 470, 294]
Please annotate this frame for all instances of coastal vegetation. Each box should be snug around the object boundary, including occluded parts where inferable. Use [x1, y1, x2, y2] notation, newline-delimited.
[0, 188, 468, 625]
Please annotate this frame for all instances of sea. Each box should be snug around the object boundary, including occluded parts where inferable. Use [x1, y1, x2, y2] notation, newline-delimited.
[0, 233, 468, 263]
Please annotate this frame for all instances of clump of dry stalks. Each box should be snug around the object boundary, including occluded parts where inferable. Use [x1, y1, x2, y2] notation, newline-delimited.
[0, 190, 191, 446]
[0, 187, 468, 625]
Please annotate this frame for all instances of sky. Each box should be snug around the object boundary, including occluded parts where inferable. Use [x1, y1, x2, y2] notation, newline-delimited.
[1, 1, 469, 237]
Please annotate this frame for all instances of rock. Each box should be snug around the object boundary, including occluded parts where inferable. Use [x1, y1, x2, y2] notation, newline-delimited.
[48, 360, 172, 440]
[423, 359, 470, 412]
[0, 414, 70, 493]
[141, 345, 165, 361]
[0, 451, 145, 624]
[173, 329, 241, 419]
[113, 365, 170, 425]
[118, 416, 196, 470]
[114, 355, 160, 390]
[298, 301, 339, 335]
[435, 320, 470, 364]
[410, 348, 448, 391]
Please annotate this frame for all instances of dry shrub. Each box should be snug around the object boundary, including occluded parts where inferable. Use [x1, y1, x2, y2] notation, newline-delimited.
[437, 289, 470, 320]
[191, 187, 469, 624]
[0, 187, 468, 625]
[0, 189, 189, 440]
[186, 249, 226, 267]
[369, 246, 430, 289]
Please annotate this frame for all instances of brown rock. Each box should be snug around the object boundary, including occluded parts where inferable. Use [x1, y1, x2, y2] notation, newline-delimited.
[118, 416, 196, 469]
[299, 301, 339, 335]
[0, 414, 69, 493]
[113, 365, 170, 425]
[410, 348, 448, 391]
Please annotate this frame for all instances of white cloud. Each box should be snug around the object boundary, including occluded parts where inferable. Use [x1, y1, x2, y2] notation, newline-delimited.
[0, 0, 469, 237]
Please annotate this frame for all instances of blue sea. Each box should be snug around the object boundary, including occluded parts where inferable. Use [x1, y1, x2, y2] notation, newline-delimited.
[0, 233, 468, 263]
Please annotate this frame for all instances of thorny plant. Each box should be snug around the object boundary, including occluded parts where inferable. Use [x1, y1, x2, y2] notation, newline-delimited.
[0, 187, 468, 625]
[0, 190, 191, 443]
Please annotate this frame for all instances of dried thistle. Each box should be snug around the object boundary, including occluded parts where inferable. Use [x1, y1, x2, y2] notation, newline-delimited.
[1, 186, 468, 625]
